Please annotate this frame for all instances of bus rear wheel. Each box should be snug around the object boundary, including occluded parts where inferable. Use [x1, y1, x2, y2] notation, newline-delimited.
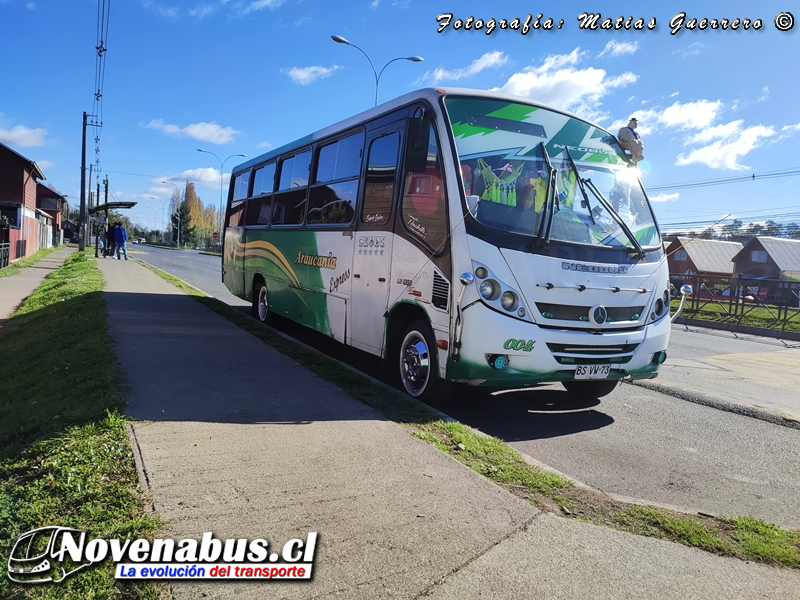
[562, 379, 619, 399]
[397, 320, 449, 403]
[252, 280, 272, 325]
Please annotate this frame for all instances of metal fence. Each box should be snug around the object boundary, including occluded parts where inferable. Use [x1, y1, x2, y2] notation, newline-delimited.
[0, 242, 9, 270]
[670, 273, 800, 331]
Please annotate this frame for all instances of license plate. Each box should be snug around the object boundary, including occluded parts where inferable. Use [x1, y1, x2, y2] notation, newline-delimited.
[574, 365, 610, 380]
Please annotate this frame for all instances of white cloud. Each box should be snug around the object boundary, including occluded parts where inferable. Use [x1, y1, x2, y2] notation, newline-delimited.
[283, 65, 341, 85]
[686, 120, 744, 145]
[146, 119, 241, 144]
[492, 49, 636, 120]
[676, 123, 775, 170]
[649, 193, 679, 203]
[609, 99, 723, 135]
[27, 2, 35, 8]
[598, 40, 638, 58]
[162, 167, 226, 190]
[673, 42, 707, 59]
[0, 124, 47, 147]
[418, 51, 509, 86]
[670, 92, 679, 97]
[257, 140, 272, 149]
[189, 3, 215, 18]
[35, 160, 53, 170]
[238, 0, 284, 15]
[370, 0, 380, 7]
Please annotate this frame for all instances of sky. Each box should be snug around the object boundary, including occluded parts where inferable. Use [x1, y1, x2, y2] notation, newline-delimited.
[1, 0, 798, 234]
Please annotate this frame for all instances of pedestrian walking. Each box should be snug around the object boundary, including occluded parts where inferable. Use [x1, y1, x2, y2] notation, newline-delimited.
[114, 222, 129, 260]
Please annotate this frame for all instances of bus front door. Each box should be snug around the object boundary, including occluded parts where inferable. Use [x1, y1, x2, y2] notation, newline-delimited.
[349, 126, 403, 355]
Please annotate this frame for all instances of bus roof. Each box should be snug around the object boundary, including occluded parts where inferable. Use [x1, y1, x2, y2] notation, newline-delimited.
[232, 87, 589, 175]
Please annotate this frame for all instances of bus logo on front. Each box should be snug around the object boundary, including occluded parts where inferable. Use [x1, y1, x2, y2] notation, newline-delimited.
[562, 262, 628, 274]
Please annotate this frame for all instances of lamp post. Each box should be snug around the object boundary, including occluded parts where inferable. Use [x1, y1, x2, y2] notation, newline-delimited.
[161, 182, 189, 246]
[148, 206, 163, 243]
[331, 35, 423, 106]
[152, 195, 171, 244]
[196, 150, 247, 242]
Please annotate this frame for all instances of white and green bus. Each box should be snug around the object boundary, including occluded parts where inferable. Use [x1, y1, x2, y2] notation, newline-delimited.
[222, 88, 682, 402]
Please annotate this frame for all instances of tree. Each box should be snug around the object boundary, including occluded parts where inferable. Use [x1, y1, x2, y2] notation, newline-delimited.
[721, 219, 743, 241]
[785, 222, 800, 240]
[172, 203, 188, 247]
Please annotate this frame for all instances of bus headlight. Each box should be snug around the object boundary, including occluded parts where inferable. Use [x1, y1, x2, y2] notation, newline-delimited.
[500, 291, 517, 311]
[480, 280, 497, 300]
[475, 266, 488, 279]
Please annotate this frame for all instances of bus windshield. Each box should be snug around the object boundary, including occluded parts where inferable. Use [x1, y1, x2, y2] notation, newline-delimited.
[445, 97, 661, 250]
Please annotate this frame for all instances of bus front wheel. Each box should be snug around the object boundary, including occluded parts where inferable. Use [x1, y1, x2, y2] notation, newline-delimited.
[252, 280, 272, 325]
[397, 320, 448, 403]
[562, 379, 618, 399]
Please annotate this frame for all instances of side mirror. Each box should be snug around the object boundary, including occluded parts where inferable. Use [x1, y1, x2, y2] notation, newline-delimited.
[680, 284, 693, 296]
[405, 116, 431, 173]
[460, 272, 474, 286]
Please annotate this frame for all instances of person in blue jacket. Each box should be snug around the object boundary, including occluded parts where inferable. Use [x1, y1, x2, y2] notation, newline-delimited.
[114, 221, 129, 260]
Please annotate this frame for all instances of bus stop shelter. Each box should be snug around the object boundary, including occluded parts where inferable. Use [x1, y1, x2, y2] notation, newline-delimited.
[89, 201, 137, 257]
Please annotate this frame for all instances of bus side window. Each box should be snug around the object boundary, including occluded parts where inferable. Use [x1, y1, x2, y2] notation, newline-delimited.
[273, 150, 311, 226]
[228, 201, 246, 227]
[309, 132, 363, 226]
[400, 123, 446, 251]
[246, 162, 276, 226]
[362, 132, 400, 226]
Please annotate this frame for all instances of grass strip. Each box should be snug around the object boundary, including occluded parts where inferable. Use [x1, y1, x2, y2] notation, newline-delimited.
[673, 303, 800, 334]
[144, 262, 800, 569]
[0, 252, 165, 599]
[0, 245, 62, 278]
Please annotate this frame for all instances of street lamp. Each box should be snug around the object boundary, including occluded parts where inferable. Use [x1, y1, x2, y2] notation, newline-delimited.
[196, 149, 247, 242]
[148, 206, 162, 243]
[161, 182, 189, 246]
[331, 35, 423, 106]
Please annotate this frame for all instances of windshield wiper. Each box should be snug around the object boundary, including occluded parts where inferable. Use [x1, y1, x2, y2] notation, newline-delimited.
[582, 178, 646, 259]
[535, 142, 557, 248]
[564, 149, 595, 226]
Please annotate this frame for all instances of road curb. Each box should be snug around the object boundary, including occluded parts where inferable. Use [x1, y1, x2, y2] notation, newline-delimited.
[629, 379, 800, 430]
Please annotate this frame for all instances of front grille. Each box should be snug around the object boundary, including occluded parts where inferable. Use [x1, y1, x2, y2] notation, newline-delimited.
[546, 342, 640, 365]
[547, 343, 640, 355]
[536, 303, 644, 322]
[432, 271, 450, 310]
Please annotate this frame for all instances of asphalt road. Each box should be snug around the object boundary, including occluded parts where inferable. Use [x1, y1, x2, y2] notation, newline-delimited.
[134, 246, 800, 530]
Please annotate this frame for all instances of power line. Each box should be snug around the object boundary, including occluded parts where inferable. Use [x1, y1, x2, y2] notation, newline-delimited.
[648, 168, 800, 192]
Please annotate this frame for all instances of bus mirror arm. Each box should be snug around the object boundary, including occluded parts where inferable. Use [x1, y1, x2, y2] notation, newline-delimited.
[406, 116, 431, 173]
[452, 273, 474, 361]
[670, 284, 693, 323]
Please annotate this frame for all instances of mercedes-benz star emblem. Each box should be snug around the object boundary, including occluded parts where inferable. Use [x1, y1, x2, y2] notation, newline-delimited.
[590, 305, 608, 326]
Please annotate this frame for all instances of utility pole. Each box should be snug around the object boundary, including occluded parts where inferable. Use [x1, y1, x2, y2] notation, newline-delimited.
[79, 112, 87, 251]
[94, 180, 101, 257]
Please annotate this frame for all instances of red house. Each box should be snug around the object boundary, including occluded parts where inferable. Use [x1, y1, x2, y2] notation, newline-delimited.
[36, 183, 68, 247]
[732, 237, 800, 280]
[666, 237, 742, 277]
[0, 140, 47, 259]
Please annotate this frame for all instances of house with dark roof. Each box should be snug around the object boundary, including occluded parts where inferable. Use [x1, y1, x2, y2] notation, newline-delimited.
[0, 140, 47, 259]
[666, 237, 743, 276]
[733, 237, 800, 280]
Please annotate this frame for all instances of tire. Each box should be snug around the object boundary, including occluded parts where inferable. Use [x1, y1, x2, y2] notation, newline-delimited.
[562, 379, 619, 399]
[397, 320, 449, 403]
[251, 279, 272, 325]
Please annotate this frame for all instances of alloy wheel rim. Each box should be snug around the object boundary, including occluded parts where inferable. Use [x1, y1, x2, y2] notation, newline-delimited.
[258, 287, 268, 321]
[401, 333, 430, 395]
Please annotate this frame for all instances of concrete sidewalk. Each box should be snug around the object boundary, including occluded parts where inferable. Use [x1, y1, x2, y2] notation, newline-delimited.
[0, 245, 75, 328]
[97, 257, 800, 599]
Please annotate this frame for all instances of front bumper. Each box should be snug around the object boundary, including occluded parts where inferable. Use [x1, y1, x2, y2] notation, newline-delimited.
[447, 303, 669, 387]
